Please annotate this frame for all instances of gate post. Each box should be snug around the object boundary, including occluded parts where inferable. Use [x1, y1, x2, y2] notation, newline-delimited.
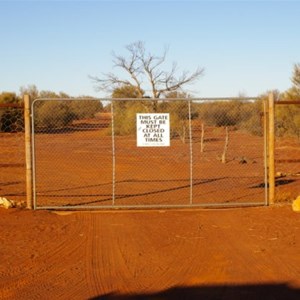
[268, 92, 275, 205]
[24, 94, 33, 209]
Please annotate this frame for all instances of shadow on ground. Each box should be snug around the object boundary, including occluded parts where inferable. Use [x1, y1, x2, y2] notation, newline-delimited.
[90, 283, 300, 300]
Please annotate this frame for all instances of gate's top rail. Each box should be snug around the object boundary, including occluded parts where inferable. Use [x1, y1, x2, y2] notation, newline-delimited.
[31, 96, 259, 103]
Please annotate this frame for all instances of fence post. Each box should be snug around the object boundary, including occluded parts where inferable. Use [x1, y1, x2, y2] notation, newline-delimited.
[268, 92, 275, 205]
[24, 94, 33, 209]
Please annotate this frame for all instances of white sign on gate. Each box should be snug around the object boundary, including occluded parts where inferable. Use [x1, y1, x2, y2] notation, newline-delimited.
[136, 113, 170, 147]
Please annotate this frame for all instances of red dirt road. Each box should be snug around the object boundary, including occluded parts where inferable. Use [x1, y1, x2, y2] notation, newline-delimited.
[1, 205, 300, 299]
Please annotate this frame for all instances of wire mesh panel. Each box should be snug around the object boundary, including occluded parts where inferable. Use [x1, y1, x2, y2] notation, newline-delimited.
[274, 101, 300, 203]
[112, 99, 192, 207]
[0, 105, 26, 202]
[192, 99, 267, 206]
[32, 99, 112, 208]
[32, 97, 267, 209]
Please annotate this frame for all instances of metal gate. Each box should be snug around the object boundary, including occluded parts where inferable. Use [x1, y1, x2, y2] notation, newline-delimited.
[31, 97, 268, 209]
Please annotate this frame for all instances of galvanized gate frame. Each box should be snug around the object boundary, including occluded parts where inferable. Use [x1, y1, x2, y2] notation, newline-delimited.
[26, 96, 270, 209]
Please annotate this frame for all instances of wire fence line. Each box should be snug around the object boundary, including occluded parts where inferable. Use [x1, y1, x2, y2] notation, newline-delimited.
[0, 104, 26, 205]
[2, 95, 299, 209]
[29, 97, 268, 209]
[274, 100, 300, 203]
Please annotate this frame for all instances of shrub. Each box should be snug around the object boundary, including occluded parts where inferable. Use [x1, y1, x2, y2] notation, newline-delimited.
[0, 92, 23, 132]
[112, 100, 150, 135]
[34, 100, 103, 130]
[196, 100, 263, 135]
[275, 104, 300, 138]
[0, 108, 24, 132]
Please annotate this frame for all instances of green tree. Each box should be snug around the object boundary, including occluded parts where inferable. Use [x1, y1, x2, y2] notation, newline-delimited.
[111, 85, 149, 135]
[281, 86, 300, 101]
[112, 85, 144, 98]
[158, 91, 193, 142]
[281, 64, 300, 101]
[0, 92, 20, 104]
[273, 66, 300, 138]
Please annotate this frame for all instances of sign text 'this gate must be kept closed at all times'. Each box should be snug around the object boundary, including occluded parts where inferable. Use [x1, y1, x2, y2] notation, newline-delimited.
[136, 113, 170, 147]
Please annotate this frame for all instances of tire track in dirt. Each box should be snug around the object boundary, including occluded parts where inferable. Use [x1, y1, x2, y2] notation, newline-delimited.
[1, 206, 300, 299]
[82, 210, 212, 297]
[0, 212, 87, 300]
[84, 212, 147, 297]
[84, 212, 106, 296]
[183, 209, 300, 287]
[82, 210, 245, 296]
[81, 208, 300, 298]
[142, 213, 206, 291]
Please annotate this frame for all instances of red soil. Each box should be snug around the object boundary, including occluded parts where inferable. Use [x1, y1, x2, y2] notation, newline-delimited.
[0, 205, 300, 299]
[1, 121, 300, 299]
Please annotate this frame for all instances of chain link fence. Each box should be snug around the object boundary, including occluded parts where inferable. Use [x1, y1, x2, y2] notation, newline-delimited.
[0, 104, 26, 204]
[274, 101, 300, 203]
[31, 97, 267, 209]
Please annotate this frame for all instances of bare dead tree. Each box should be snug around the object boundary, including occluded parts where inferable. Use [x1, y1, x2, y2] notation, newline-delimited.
[90, 41, 204, 105]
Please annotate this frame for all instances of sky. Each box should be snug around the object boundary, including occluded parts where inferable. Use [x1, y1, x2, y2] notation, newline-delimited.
[0, 0, 299, 98]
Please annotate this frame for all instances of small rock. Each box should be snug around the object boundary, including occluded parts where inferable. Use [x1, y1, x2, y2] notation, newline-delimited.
[239, 157, 248, 164]
[292, 196, 300, 213]
[0, 197, 15, 209]
[276, 172, 286, 178]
